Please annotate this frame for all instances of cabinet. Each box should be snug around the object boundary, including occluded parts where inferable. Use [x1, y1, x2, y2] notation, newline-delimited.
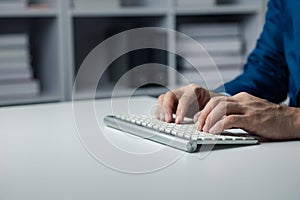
[0, 0, 266, 106]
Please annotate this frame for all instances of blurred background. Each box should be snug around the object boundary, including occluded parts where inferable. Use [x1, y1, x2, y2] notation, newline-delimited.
[0, 0, 267, 106]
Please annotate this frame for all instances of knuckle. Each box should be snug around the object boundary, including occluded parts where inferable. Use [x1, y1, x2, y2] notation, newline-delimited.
[165, 91, 176, 98]
[210, 96, 222, 104]
[235, 92, 248, 98]
[188, 83, 199, 88]
[221, 102, 231, 112]
[188, 84, 205, 95]
[189, 84, 203, 93]
[226, 115, 237, 124]
[210, 96, 218, 102]
[241, 92, 254, 99]
[158, 94, 164, 101]
[219, 101, 227, 107]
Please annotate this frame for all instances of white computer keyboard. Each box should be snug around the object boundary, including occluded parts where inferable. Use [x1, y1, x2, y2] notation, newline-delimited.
[104, 114, 258, 152]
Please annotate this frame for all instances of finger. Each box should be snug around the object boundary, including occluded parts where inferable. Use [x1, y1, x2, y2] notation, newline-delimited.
[175, 94, 193, 124]
[155, 94, 165, 120]
[162, 91, 178, 122]
[197, 96, 228, 131]
[202, 101, 227, 132]
[193, 111, 201, 123]
[203, 102, 244, 132]
[175, 85, 201, 124]
[209, 115, 246, 134]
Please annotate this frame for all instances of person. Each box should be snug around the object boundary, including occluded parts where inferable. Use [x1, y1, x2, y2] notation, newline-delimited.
[155, 0, 300, 140]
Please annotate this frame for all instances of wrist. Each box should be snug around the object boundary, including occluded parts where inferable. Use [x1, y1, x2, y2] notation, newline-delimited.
[290, 107, 300, 139]
[280, 105, 300, 139]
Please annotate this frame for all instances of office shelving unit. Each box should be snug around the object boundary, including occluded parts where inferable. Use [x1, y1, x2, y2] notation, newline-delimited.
[0, 0, 267, 106]
[0, 0, 63, 106]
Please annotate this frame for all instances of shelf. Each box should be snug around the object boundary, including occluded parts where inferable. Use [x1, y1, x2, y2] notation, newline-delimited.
[0, 0, 267, 106]
[71, 8, 168, 17]
[176, 5, 261, 16]
[71, 5, 259, 18]
[0, 9, 58, 18]
[73, 87, 168, 100]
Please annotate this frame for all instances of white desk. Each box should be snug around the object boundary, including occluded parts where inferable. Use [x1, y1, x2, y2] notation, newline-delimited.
[1, 96, 300, 200]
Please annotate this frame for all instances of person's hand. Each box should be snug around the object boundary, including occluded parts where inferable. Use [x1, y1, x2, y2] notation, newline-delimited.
[194, 92, 300, 140]
[155, 84, 219, 124]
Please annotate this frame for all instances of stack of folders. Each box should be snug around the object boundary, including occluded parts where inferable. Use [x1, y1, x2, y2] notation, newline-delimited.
[177, 23, 245, 89]
[0, 0, 27, 9]
[176, 0, 216, 7]
[72, 0, 120, 9]
[0, 34, 40, 99]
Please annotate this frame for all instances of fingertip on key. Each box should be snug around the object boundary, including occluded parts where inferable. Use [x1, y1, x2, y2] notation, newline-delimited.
[175, 116, 182, 124]
[203, 124, 209, 132]
[209, 127, 219, 135]
[194, 121, 200, 130]
[160, 113, 165, 121]
[165, 113, 170, 122]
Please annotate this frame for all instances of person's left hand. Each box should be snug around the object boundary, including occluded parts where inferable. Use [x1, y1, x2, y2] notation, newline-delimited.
[194, 92, 300, 140]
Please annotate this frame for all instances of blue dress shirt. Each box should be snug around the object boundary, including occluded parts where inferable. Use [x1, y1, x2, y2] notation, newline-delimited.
[217, 0, 300, 107]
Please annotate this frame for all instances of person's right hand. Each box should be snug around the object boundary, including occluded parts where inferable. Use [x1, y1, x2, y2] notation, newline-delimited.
[155, 84, 215, 124]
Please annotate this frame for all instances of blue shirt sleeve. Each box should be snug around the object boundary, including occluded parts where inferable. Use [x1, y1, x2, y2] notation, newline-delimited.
[215, 0, 289, 103]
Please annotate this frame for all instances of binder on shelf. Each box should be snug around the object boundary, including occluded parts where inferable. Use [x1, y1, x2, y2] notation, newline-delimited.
[72, 0, 120, 10]
[0, 34, 28, 48]
[27, 2, 51, 9]
[177, 21, 245, 89]
[178, 68, 242, 89]
[180, 68, 243, 80]
[178, 23, 240, 38]
[0, 61, 31, 70]
[0, 48, 29, 62]
[0, 0, 27, 10]
[176, 0, 216, 7]
[0, 80, 40, 99]
[0, 68, 32, 82]
[0, 32, 40, 99]
[177, 36, 243, 55]
[0, 33, 30, 64]
[180, 55, 245, 69]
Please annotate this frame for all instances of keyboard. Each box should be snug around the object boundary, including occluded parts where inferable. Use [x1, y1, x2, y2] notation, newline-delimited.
[104, 114, 258, 153]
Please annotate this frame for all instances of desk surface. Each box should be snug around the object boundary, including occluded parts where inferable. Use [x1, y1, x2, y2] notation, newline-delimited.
[0, 96, 300, 200]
